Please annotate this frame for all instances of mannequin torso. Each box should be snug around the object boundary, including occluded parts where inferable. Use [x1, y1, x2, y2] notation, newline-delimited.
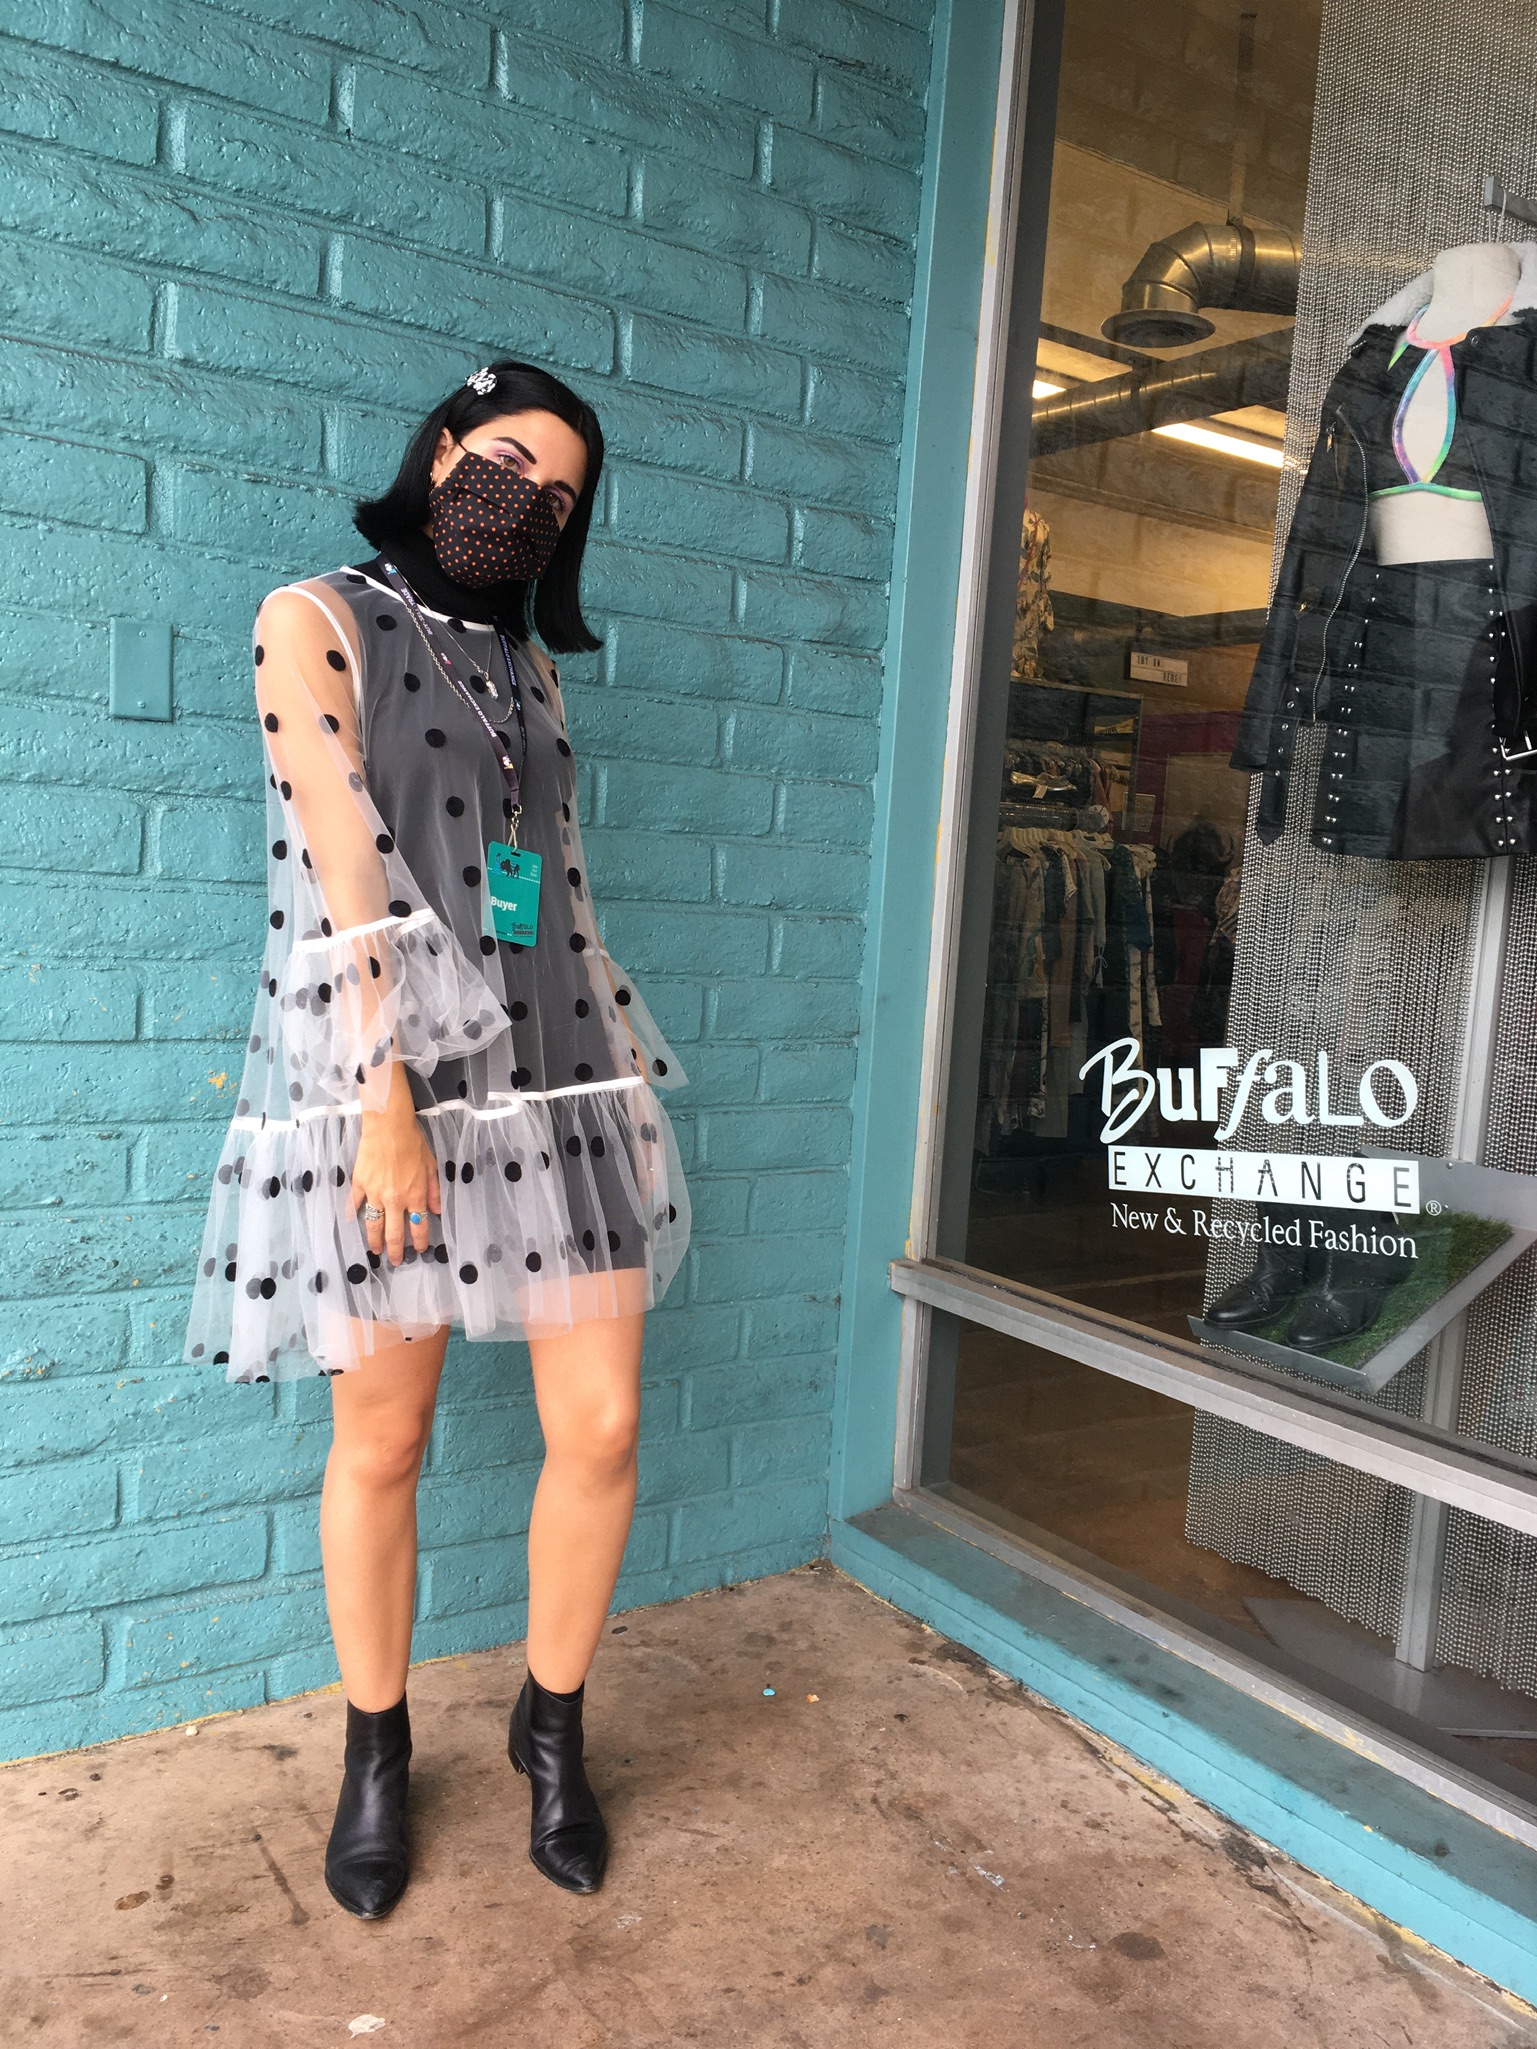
[1369, 240, 1518, 565]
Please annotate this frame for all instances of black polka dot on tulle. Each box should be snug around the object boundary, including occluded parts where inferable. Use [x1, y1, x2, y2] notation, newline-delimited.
[335, 1165, 347, 1186]
[562, 803, 571, 821]
[582, 1229, 596, 1250]
[569, 933, 586, 952]
[591, 1135, 605, 1158]
[556, 738, 571, 756]
[668, 1204, 677, 1221]
[445, 1160, 457, 1182]
[347, 772, 362, 791]
[434, 1244, 449, 1264]
[263, 712, 279, 732]
[347, 1262, 367, 1284]
[203, 1256, 216, 1277]
[510, 1000, 528, 1020]
[459, 1262, 478, 1283]
[457, 1079, 469, 1097]
[572, 998, 588, 1019]
[323, 712, 340, 733]
[616, 988, 631, 1005]
[389, 898, 411, 918]
[449, 617, 465, 631]
[463, 865, 481, 887]
[299, 1169, 314, 1192]
[260, 1277, 276, 1299]
[376, 832, 394, 853]
[654, 1059, 669, 1075]
[480, 935, 496, 955]
[321, 917, 333, 936]
[525, 1250, 542, 1271]
[313, 1270, 327, 1292]
[404, 671, 422, 692]
[513, 1065, 531, 1087]
[326, 649, 347, 671]
[271, 839, 287, 860]
[248, 1033, 261, 1053]
[224, 1261, 237, 1281]
[446, 795, 465, 817]
[470, 673, 488, 693]
[565, 1134, 582, 1156]
[567, 868, 581, 887]
[377, 614, 396, 631]
[540, 1150, 551, 1168]
[191, 1342, 205, 1358]
[280, 779, 293, 799]
[575, 1062, 593, 1081]
[254, 644, 265, 665]
[505, 1159, 522, 1181]
[425, 728, 446, 747]
[608, 1228, 621, 1250]
[269, 909, 284, 929]
[461, 1162, 475, 1184]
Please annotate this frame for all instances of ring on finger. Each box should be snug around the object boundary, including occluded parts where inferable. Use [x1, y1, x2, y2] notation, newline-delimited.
[362, 1202, 385, 1224]
[409, 1211, 425, 1226]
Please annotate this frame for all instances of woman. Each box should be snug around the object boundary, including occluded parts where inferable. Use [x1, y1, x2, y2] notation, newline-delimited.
[185, 361, 690, 1919]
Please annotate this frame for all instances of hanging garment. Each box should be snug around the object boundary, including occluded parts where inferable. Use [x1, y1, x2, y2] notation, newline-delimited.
[184, 564, 690, 1383]
[1233, 245, 1537, 858]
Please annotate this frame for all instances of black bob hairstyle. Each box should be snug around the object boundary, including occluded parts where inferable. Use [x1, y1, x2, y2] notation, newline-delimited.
[353, 360, 605, 655]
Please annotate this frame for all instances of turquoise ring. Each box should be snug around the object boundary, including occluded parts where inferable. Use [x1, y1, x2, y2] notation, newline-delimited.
[409, 1211, 425, 1226]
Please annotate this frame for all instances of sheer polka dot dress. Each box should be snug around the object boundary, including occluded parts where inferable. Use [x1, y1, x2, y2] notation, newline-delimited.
[184, 566, 690, 1384]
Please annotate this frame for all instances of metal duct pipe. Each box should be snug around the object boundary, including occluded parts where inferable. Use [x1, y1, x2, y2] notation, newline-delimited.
[1102, 221, 1300, 348]
[1031, 327, 1293, 457]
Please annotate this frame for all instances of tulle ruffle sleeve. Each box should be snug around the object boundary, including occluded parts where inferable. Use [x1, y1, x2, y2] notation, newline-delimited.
[249, 582, 509, 1119]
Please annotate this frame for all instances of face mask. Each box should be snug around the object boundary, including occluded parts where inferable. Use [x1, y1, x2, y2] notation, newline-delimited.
[427, 448, 564, 585]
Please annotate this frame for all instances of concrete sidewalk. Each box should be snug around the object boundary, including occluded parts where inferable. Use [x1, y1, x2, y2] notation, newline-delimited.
[6, 1562, 1533, 2047]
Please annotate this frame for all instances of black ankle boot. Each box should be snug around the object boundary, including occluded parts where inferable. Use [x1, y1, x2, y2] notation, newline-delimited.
[508, 1672, 608, 1893]
[325, 1694, 412, 1919]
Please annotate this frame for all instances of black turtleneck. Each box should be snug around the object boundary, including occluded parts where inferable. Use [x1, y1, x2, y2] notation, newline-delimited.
[357, 525, 529, 634]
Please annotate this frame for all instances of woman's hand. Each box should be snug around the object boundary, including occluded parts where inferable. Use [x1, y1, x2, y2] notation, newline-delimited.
[350, 1063, 440, 1264]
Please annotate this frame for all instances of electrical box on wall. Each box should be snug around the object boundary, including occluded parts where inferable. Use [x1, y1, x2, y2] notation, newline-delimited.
[110, 620, 173, 721]
[1127, 649, 1188, 688]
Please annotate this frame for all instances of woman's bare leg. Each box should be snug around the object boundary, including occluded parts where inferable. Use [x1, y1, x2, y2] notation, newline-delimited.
[524, 1282, 647, 1692]
[321, 1326, 449, 1711]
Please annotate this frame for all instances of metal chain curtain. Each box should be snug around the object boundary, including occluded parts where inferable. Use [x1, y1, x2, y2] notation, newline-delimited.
[1185, 0, 1537, 1680]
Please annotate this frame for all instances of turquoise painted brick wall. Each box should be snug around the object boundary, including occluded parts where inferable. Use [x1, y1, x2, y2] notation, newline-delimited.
[0, 0, 936, 1757]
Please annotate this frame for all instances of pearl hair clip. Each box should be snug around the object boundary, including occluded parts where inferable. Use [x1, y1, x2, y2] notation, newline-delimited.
[465, 367, 497, 395]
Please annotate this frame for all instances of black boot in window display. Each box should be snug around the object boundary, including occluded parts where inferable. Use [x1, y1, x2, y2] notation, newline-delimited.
[324, 1694, 413, 1919]
[1205, 1210, 1322, 1331]
[508, 1671, 608, 1893]
[1285, 1223, 1416, 1353]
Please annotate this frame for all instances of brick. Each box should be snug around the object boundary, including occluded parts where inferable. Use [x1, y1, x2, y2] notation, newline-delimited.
[134, 1119, 235, 1202]
[0, 424, 145, 531]
[0, 1036, 222, 1131]
[689, 1174, 751, 1236]
[796, 502, 894, 582]
[0, 227, 153, 354]
[140, 961, 255, 1042]
[0, 1618, 103, 1706]
[637, 1428, 730, 1507]
[602, 756, 771, 835]
[418, 1464, 539, 1551]
[420, 1531, 530, 1615]
[582, 537, 735, 629]
[6, 0, 332, 121]
[775, 0, 931, 93]
[581, 826, 712, 903]
[0, 876, 263, 963]
[661, 1042, 758, 1106]
[806, 360, 905, 444]
[611, 465, 789, 564]
[127, 1425, 327, 1520]
[0, 139, 328, 301]
[0, 784, 141, 875]
[599, 902, 770, 979]
[643, 1302, 742, 1370]
[607, 620, 782, 706]
[627, 313, 803, 419]
[0, 1458, 117, 1540]
[0, 341, 323, 475]
[758, 1043, 859, 1104]
[264, 1642, 338, 1700]
[737, 564, 889, 650]
[620, 976, 704, 1044]
[0, 1516, 264, 1624]
[0, 1206, 204, 1303]
[758, 271, 910, 377]
[170, 284, 488, 411]
[0, 609, 103, 707]
[687, 1352, 833, 1429]
[716, 840, 868, 913]
[349, 66, 627, 216]
[0, 963, 138, 1042]
[743, 1296, 840, 1356]
[586, 384, 744, 484]
[814, 219, 913, 304]
[0, 518, 275, 647]
[271, 1500, 321, 1576]
[638, 3, 816, 121]
[2, 1376, 276, 1469]
[711, 977, 860, 1039]
[730, 1412, 832, 1486]
[498, 197, 748, 330]
[160, 465, 355, 567]
[566, 684, 720, 768]
[151, 801, 264, 885]
[750, 420, 898, 512]
[95, 1667, 266, 1726]
[772, 913, 867, 981]
[182, 103, 486, 255]
[785, 643, 884, 716]
[208, 0, 492, 75]
[493, 0, 624, 57]
[498, 39, 756, 177]
[727, 704, 879, 782]
[669, 1474, 827, 1563]
[747, 1168, 850, 1233]
[0, 1132, 129, 1210]
[429, 1395, 543, 1475]
[692, 1227, 845, 1302]
[0, 34, 158, 165]
[643, 155, 812, 274]
[814, 63, 929, 170]
[699, 1107, 852, 1172]
[771, 126, 920, 242]
[0, 1295, 130, 1383]
[779, 778, 874, 848]
[117, 1583, 329, 1686]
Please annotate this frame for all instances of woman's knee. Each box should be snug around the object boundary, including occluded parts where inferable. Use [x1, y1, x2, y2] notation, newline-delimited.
[331, 1412, 433, 1491]
[550, 1397, 639, 1480]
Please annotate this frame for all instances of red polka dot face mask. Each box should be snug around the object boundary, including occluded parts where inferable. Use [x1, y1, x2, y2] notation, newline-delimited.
[427, 449, 564, 586]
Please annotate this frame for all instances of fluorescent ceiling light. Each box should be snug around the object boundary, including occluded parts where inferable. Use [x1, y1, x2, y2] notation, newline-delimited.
[1153, 420, 1285, 467]
[1032, 378, 1065, 397]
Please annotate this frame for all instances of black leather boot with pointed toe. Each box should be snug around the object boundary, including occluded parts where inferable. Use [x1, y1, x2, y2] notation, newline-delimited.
[324, 1694, 412, 1920]
[508, 1672, 608, 1893]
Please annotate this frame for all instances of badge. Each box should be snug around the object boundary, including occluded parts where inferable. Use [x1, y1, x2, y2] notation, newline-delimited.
[486, 841, 541, 946]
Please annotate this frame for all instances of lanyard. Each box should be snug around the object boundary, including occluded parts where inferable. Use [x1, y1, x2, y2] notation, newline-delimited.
[379, 559, 530, 841]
